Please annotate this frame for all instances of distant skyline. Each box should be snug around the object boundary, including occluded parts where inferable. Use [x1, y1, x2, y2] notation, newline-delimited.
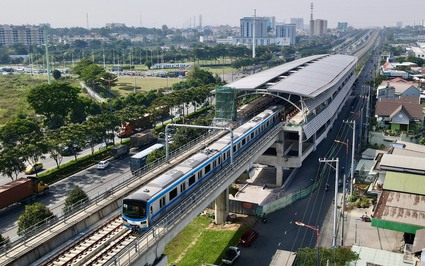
[1, 0, 424, 29]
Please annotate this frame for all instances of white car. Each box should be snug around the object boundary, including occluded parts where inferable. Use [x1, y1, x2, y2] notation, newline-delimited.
[97, 160, 109, 169]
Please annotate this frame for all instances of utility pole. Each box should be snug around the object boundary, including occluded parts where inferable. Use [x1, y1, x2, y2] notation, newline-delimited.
[44, 30, 51, 84]
[319, 157, 339, 247]
[343, 120, 356, 196]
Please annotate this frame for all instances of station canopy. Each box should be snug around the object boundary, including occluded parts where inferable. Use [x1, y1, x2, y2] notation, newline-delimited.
[225, 54, 357, 98]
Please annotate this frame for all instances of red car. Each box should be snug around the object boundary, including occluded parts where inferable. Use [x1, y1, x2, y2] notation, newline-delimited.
[239, 229, 258, 246]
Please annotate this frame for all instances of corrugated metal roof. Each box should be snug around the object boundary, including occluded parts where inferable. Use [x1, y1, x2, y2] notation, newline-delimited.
[380, 154, 425, 173]
[225, 54, 325, 90]
[225, 54, 357, 98]
[377, 190, 425, 227]
[268, 54, 357, 97]
[383, 171, 425, 195]
[392, 140, 425, 155]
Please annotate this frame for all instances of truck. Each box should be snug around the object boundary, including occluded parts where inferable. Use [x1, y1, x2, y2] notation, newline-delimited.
[130, 130, 157, 149]
[0, 177, 49, 210]
[110, 144, 129, 159]
[117, 114, 151, 138]
[130, 143, 164, 174]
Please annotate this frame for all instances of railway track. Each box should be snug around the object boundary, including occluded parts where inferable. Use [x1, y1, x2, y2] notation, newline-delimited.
[38, 130, 234, 266]
[42, 215, 137, 266]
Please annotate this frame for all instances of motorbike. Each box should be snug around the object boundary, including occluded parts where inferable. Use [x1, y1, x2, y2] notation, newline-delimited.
[325, 183, 330, 191]
[361, 214, 371, 222]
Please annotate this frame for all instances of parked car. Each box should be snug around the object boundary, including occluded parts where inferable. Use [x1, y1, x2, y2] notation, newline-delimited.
[222, 246, 240, 265]
[24, 162, 43, 175]
[239, 229, 258, 246]
[60, 145, 82, 156]
[97, 160, 109, 169]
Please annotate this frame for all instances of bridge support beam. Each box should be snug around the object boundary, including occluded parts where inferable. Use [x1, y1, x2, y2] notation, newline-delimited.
[276, 166, 284, 187]
[214, 188, 229, 225]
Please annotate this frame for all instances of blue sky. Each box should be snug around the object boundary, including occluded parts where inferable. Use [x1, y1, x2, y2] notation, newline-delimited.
[1, 0, 424, 29]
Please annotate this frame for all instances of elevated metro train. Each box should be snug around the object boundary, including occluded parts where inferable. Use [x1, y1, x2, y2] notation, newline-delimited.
[121, 105, 283, 230]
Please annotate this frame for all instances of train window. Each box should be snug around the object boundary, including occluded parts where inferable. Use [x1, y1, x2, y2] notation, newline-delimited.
[180, 183, 186, 192]
[233, 145, 236, 152]
[160, 197, 166, 208]
[198, 172, 202, 180]
[213, 160, 216, 168]
[205, 164, 211, 174]
[227, 151, 230, 158]
[150, 206, 153, 214]
[169, 188, 178, 201]
[218, 157, 221, 165]
[189, 175, 195, 186]
[242, 138, 246, 146]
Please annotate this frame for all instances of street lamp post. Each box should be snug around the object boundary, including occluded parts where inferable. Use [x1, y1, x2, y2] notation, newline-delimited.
[295, 221, 320, 266]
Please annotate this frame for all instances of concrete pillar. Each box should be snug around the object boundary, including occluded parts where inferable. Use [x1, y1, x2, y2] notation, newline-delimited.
[298, 129, 303, 158]
[276, 166, 284, 186]
[214, 188, 229, 225]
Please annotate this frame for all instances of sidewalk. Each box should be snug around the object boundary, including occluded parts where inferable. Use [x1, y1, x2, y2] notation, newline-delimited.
[320, 193, 404, 251]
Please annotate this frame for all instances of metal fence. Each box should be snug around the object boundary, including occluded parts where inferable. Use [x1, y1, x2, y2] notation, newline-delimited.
[0, 129, 223, 256]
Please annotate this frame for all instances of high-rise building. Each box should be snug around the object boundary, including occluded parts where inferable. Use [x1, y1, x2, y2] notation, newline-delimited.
[337, 22, 348, 31]
[290, 18, 304, 31]
[276, 24, 297, 44]
[240, 17, 268, 38]
[310, 19, 328, 36]
[396, 21, 403, 28]
[0, 24, 45, 46]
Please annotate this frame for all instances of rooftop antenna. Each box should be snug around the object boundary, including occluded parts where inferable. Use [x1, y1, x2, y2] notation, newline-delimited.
[310, 3, 314, 20]
[310, 3, 314, 38]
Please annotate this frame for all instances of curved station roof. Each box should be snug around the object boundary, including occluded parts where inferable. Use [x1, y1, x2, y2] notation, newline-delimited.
[225, 54, 358, 98]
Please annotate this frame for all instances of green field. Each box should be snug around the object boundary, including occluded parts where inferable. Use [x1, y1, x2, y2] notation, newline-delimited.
[0, 74, 46, 124]
[164, 214, 254, 266]
[111, 76, 182, 97]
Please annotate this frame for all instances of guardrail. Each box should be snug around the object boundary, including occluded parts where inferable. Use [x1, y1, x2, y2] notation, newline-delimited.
[104, 122, 285, 265]
[0, 129, 224, 256]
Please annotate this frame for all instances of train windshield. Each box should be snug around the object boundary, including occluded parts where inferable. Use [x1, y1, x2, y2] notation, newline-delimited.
[122, 200, 146, 219]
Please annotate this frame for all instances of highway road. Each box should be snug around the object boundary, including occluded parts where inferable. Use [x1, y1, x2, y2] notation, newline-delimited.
[0, 149, 134, 240]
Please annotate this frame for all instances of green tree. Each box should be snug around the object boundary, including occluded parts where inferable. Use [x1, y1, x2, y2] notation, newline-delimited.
[81, 64, 104, 87]
[73, 57, 94, 76]
[0, 118, 42, 148]
[20, 132, 47, 177]
[17, 203, 54, 236]
[295, 247, 359, 265]
[145, 60, 152, 69]
[0, 234, 10, 249]
[0, 147, 25, 180]
[63, 186, 88, 213]
[27, 82, 80, 129]
[45, 129, 64, 168]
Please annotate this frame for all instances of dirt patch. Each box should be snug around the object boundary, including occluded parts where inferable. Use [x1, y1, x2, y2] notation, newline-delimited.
[201, 210, 258, 231]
